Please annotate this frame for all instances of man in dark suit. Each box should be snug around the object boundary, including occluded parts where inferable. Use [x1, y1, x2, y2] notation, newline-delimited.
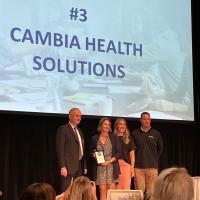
[56, 107, 87, 192]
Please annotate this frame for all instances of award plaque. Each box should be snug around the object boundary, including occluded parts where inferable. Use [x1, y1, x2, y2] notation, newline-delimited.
[95, 151, 105, 164]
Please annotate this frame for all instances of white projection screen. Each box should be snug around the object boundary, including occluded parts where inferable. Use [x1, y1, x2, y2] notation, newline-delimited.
[0, 0, 194, 121]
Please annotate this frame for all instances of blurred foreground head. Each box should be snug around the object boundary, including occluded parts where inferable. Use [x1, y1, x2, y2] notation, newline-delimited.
[68, 176, 97, 200]
[151, 167, 194, 200]
[20, 183, 56, 200]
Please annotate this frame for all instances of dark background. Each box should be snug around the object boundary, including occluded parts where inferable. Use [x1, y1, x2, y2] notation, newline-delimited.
[0, 1, 200, 200]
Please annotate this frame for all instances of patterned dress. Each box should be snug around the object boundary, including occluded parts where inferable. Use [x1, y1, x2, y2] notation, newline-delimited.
[96, 137, 118, 185]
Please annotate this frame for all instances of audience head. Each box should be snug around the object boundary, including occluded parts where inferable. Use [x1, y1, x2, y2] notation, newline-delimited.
[20, 182, 56, 200]
[114, 118, 130, 144]
[68, 176, 97, 200]
[97, 117, 112, 134]
[151, 167, 194, 200]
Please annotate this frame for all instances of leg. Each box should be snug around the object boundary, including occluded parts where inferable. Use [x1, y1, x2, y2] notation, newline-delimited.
[107, 183, 116, 200]
[107, 183, 116, 190]
[99, 184, 107, 200]
[116, 160, 131, 190]
[145, 168, 158, 194]
[134, 168, 145, 193]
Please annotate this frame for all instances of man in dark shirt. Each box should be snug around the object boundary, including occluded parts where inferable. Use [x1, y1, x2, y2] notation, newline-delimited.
[131, 112, 163, 194]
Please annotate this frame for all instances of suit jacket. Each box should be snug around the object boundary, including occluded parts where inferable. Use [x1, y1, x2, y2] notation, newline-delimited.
[56, 123, 86, 174]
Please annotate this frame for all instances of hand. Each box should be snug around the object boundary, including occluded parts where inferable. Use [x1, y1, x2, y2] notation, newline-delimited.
[84, 168, 87, 174]
[92, 152, 96, 159]
[61, 167, 68, 177]
[101, 160, 111, 166]
[131, 167, 135, 177]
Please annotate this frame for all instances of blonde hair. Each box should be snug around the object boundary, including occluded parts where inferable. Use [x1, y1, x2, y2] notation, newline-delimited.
[68, 176, 97, 200]
[151, 167, 194, 200]
[114, 118, 130, 144]
[97, 117, 112, 133]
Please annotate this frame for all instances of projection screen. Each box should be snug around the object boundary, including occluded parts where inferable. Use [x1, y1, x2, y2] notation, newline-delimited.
[0, 0, 194, 120]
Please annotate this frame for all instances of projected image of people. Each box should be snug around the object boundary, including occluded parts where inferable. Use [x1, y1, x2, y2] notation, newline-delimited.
[122, 1, 194, 120]
[127, 29, 193, 120]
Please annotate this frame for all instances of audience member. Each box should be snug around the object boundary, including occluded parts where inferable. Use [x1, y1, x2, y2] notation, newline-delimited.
[151, 167, 194, 200]
[114, 118, 135, 189]
[68, 176, 97, 200]
[20, 183, 56, 200]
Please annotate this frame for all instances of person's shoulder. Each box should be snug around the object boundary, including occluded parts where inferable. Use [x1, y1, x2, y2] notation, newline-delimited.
[150, 128, 161, 136]
[129, 134, 134, 141]
[57, 123, 70, 132]
[91, 134, 99, 140]
[109, 133, 120, 145]
[109, 132, 118, 139]
[132, 128, 141, 135]
[57, 124, 65, 130]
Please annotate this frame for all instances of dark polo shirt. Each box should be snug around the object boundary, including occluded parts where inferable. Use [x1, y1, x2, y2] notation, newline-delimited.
[131, 128, 163, 168]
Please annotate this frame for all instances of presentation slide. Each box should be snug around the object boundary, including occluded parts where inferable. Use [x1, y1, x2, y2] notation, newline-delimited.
[0, 0, 194, 120]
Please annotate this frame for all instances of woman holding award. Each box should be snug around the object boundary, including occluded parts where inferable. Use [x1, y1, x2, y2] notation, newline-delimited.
[90, 117, 121, 200]
[114, 118, 136, 190]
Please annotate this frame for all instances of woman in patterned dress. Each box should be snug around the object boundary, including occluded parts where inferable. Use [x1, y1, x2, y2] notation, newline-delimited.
[90, 117, 121, 200]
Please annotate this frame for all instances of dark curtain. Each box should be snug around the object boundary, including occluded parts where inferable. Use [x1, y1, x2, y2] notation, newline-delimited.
[1, 114, 200, 200]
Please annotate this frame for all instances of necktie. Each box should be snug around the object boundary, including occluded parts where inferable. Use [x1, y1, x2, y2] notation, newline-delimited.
[74, 128, 83, 160]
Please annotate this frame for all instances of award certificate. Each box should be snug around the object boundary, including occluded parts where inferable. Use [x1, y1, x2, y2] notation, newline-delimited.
[95, 151, 105, 164]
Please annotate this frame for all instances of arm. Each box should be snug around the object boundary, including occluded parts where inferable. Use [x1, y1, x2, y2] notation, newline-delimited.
[83, 144, 87, 174]
[102, 134, 121, 166]
[56, 126, 68, 177]
[56, 126, 66, 168]
[130, 150, 135, 177]
[111, 133, 122, 161]
[83, 156, 87, 174]
[129, 134, 136, 177]
[79, 129, 87, 174]
[90, 135, 97, 160]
